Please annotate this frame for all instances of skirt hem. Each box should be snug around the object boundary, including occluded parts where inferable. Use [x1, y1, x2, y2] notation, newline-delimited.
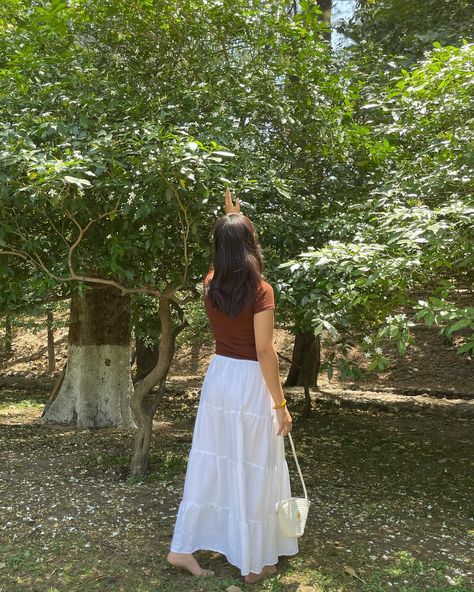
[169, 543, 299, 576]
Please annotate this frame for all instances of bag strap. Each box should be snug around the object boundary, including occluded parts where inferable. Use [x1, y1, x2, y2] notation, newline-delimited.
[286, 432, 308, 500]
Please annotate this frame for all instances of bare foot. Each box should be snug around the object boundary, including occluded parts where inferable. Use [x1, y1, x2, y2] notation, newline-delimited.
[262, 564, 277, 576]
[244, 564, 277, 584]
[244, 572, 264, 584]
[167, 550, 214, 577]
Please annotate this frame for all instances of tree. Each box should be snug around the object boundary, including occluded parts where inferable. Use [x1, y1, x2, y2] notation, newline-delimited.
[0, 0, 344, 473]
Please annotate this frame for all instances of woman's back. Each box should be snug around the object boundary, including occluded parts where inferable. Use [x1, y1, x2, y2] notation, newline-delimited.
[204, 270, 275, 361]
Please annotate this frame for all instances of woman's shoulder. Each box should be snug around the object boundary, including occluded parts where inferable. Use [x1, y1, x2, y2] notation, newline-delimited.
[258, 275, 274, 292]
[203, 268, 214, 285]
[254, 276, 275, 313]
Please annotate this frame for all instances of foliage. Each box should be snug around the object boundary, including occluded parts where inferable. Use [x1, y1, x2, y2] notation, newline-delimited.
[0, 0, 345, 315]
[277, 41, 474, 377]
[414, 298, 474, 357]
[349, 0, 473, 63]
[175, 285, 214, 348]
[363, 43, 474, 208]
[1, 1, 473, 381]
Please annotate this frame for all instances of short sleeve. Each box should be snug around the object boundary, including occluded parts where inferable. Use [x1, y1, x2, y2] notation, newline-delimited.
[203, 269, 213, 287]
[253, 281, 275, 314]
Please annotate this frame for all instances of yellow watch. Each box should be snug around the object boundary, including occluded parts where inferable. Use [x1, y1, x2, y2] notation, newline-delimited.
[273, 398, 287, 409]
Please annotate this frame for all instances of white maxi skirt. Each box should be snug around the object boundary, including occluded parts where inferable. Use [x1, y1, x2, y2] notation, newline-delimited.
[170, 353, 299, 576]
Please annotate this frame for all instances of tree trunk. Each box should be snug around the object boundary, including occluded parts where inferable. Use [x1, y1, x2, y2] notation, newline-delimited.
[41, 362, 67, 417]
[46, 307, 55, 373]
[131, 408, 156, 477]
[285, 331, 321, 388]
[317, 0, 332, 20]
[40, 284, 136, 428]
[135, 335, 159, 381]
[317, 0, 332, 42]
[130, 296, 185, 476]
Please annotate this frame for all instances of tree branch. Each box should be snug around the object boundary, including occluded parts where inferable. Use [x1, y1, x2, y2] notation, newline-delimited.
[0, 197, 198, 303]
[0, 249, 29, 261]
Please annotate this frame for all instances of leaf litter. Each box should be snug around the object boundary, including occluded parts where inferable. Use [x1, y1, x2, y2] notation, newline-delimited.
[0, 386, 472, 591]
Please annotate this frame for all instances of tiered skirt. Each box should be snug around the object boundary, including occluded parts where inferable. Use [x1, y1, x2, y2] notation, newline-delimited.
[169, 354, 299, 576]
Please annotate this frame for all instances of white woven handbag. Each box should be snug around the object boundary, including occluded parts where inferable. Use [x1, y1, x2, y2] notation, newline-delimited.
[275, 431, 311, 538]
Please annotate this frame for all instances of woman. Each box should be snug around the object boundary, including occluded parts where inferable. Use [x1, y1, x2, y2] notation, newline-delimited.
[167, 189, 298, 584]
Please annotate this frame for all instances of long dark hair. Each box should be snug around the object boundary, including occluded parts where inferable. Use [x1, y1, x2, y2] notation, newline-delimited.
[207, 213, 264, 317]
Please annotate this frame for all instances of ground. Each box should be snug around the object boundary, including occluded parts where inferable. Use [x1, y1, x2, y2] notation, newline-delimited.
[0, 315, 473, 591]
[0, 387, 473, 592]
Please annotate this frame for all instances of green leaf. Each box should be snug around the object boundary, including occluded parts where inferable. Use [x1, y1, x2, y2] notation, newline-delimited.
[314, 322, 323, 336]
[458, 341, 474, 354]
[212, 151, 235, 158]
[275, 186, 291, 199]
[327, 364, 333, 381]
[314, 256, 329, 267]
[425, 312, 435, 327]
[63, 176, 92, 188]
[447, 318, 472, 336]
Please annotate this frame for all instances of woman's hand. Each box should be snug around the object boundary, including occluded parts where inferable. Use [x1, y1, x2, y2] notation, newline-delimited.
[275, 405, 293, 437]
[225, 187, 240, 214]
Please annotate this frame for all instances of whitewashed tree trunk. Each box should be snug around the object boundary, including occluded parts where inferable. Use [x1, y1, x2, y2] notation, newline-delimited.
[40, 284, 136, 428]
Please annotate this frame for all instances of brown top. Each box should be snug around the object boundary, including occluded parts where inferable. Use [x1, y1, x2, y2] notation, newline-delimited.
[204, 270, 275, 361]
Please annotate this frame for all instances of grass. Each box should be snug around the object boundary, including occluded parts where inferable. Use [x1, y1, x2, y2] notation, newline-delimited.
[0, 387, 472, 592]
[361, 551, 471, 591]
[0, 397, 43, 411]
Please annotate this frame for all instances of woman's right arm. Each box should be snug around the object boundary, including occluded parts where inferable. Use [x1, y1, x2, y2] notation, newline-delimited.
[254, 309, 293, 436]
[225, 187, 241, 214]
